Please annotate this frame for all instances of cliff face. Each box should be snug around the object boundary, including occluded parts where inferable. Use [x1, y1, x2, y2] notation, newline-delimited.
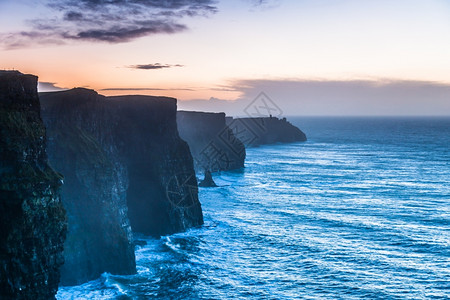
[40, 89, 136, 286]
[107, 96, 203, 236]
[41, 89, 202, 242]
[177, 111, 246, 172]
[226, 117, 307, 147]
[0, 71, 66, 299]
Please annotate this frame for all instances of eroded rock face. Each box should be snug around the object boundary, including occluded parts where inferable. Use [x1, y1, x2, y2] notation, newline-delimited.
[40, 90, 202, 264]
[225, 117, 307, 147]
[177, 111, 246, 172]
[40, 89, 136, 286]
[0, 71, 66, 299]
[107, 96, 203, 236]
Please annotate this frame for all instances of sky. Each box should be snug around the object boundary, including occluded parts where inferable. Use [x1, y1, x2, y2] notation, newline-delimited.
[0, 0, 449, 116]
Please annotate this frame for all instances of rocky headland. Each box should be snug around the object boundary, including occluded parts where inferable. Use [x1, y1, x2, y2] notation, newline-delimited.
[226, 116, 307, 147]
[1, 70, 307, 295]
[40, 88, 203, 285]
[177, 111, 246, 172]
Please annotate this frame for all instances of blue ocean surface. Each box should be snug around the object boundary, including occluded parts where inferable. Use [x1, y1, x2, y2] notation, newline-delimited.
[57, 117, 450, 299]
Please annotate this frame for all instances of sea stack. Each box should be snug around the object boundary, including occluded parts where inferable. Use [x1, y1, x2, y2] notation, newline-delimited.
[0, 71, 66, 299]
[199, 170, 218, 187]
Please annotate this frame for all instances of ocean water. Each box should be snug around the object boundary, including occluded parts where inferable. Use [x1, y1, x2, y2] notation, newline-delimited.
[57, 117, 450, 299]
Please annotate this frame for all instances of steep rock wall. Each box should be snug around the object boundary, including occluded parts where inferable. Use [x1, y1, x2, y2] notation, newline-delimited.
[226, 117, 307, 147]
[41, 89, 202, 240]
[109, 96, 203, 236]
[0, 71, 66, 299]
[40, 89, 136, 286]
[177, 111, 246, 172]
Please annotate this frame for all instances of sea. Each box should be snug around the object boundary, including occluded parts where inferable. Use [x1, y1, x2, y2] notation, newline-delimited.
[57, 117, 450, 299]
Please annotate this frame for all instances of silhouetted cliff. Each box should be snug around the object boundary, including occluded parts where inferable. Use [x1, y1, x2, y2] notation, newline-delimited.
[40, 89, 136, 286]
[107, 95, 203, 236]
[40, 89, 202, 243]
[0, 71, 66, 299]
[177, 111, 246, 172]
[226, 117, 307, 147]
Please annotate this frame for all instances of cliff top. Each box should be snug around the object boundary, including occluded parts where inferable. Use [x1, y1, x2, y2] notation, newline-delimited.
[177, 110, 226, 124]
[0, 70, 24, 76]
[178, 110, 226, 116]
[232, 116, 288, 122]
[108, 95, 177, 107]
[0, 70, 39, 110]
[40, 88, 177, 107]
[40, 87, 98, 98]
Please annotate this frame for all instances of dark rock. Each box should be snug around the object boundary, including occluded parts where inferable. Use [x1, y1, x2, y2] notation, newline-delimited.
[107, 96, 203, 237]
[134, 240, 147, 247]
[177, 111, 246, 172]
[226, 116, 307, 147]
[0, 71, 66, 299]
[40, 89, 202, 241]
[198, 170, 217, 187]
[40, 89, 136, 286]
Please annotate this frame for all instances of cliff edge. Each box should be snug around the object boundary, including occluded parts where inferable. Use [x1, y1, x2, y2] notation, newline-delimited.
[107, 95, 203, 236]
[177, 111, 246, 172]
[226, 116, 307, 147]
[40, 89, 136, 286]
[39, 89, 202, 287]
[0, 71, 66, 299]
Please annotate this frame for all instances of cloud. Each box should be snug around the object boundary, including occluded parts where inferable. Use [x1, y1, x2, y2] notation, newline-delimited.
[127, 63, 184, 70]
[38, 81, 67, 92]
[250, 0, 273, 5]
[178, 79, 450, 116]
[247, 0, 281, 10]
[1, 0, 217, 48]
[101, 87, 195, 91]
[1, 31, 66, 49]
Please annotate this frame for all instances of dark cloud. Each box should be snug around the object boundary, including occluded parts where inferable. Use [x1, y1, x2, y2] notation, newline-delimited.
[65, 22, 187, 43]
[127, 63, 184, 70]
[1, 0, 217, 48]
[63, 12, 84, 21]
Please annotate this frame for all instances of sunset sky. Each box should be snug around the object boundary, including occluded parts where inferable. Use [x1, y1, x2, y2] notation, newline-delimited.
[1, 0, 449, 115]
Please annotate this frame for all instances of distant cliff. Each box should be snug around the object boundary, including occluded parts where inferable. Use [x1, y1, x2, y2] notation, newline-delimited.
[40, 89, 136, 286]
[40, 89, 202, 243]
[0, 71, 66, 299]
[226, 117, 307, 147]
[177, 111, 245, 172]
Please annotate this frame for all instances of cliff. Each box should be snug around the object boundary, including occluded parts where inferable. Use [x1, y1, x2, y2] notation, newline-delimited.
[226, 117, 307, 147]
[0, 71, 66, 299]
[177, 111, 246, 172]
[40, 89, 136, 286]
[106, 96, 203, 236]
[40, 89, 202, 245]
